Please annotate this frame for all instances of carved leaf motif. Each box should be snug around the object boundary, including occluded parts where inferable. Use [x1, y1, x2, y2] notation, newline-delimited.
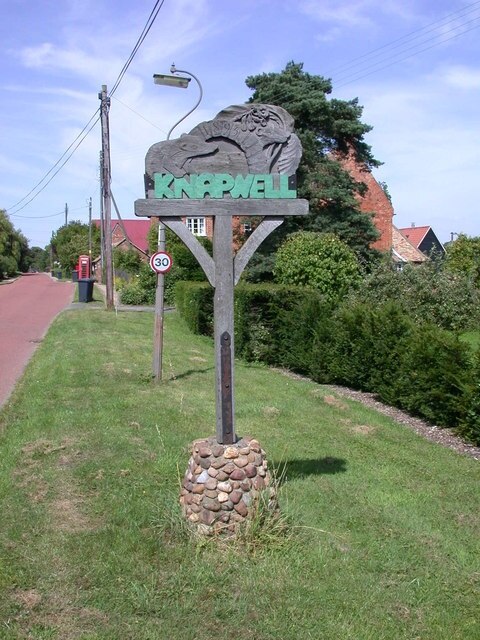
[277, 133, 303, 175]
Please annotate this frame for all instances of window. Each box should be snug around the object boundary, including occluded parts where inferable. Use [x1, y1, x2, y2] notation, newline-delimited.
[186, 217, 206, 236]
[242, 222, 252, 235]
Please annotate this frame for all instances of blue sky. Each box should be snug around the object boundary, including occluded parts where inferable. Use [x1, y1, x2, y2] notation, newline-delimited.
[1, 0, 480, 248]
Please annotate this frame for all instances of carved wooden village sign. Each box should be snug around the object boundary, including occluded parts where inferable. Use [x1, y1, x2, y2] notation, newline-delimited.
[135, 104, 308, 446]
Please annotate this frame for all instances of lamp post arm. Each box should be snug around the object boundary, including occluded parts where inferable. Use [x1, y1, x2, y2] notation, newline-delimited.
[166, 66, 203, 140]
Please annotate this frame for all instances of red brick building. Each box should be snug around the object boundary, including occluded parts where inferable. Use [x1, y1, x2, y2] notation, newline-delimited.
[337, 151, 393, 252]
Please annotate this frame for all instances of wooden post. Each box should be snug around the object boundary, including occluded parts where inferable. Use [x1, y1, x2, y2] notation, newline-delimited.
[213, 215, 235, 443]
[99, 85, 114, 310]
[88, 197, 92, 260]
[153, 221, 166, 381]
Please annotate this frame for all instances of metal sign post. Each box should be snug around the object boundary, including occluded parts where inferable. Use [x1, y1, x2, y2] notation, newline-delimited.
[136, 104, 308, 444]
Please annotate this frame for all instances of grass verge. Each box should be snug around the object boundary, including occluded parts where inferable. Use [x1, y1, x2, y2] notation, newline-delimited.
[0, 309, 479, 639]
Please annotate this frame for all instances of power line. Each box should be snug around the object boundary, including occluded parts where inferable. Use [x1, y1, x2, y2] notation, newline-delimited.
[328, 0, 480, 78]
[245, 4, 480, 104]
[335, 17, 480, 88]
[109, 0, 166, 97]
[6, 110, 100, 214]
[111, 95, 167, 133]
[9, 204, 89, 220]
[5, 0, 167, 215]
[7, 116, 100, 215]
[9, 210, 65, 219]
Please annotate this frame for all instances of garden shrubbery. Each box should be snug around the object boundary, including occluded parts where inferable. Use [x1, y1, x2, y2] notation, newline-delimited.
[350, 258, 480, 331]
[175, 281, 480, 444]
[119, 264, 156, 305]
[174, 281, 214, 336]
[118, 231, 213, 306]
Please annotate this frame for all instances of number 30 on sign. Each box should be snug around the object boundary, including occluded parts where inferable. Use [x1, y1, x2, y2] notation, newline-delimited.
[149, 251, 173, 274]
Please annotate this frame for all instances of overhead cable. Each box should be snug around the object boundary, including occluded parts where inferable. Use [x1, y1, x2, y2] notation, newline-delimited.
[7, 116, 100, 215]
[6, 0, 167, 216]
[6, 110, 100, 214]
[329, 0, 480, 79]
[109, 0, 166, 97]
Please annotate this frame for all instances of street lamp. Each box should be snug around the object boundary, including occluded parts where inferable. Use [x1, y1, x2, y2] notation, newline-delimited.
[151, 64, 203, 381]
[153, 73, 191, 89]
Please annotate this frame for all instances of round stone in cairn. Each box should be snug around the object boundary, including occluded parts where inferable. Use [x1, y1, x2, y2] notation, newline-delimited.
[179, 436, 274, 536]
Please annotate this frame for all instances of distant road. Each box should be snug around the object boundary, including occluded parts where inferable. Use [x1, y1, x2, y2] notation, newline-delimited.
[0, 273, 75, 408]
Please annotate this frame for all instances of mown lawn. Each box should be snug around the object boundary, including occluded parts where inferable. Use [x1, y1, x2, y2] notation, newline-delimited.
[0, 309, 479, 639]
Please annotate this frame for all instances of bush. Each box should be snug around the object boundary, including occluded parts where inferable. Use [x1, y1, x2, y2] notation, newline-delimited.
[326, 302, 414, 394]
[274, 294, 335, 382]
[457, 382, 480, 444]
[118, 265, 155, 306]
[274, 231, 361, 302]
[389, 324, 473, 427]
[174, 281, 214, 336]
[352, 259, 480, 331]
[119, 281, 151, 306]
[113, 248, 143, 275]
[234, 284, 310, 363]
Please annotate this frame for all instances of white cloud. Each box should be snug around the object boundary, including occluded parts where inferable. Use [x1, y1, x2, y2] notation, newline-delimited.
[300, 0, 375, 28]
[441, 65, 480, 89]
[300, 0, 417, 28]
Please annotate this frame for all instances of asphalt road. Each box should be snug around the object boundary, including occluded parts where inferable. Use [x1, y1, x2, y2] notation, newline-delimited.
[0, 273, 75, 408]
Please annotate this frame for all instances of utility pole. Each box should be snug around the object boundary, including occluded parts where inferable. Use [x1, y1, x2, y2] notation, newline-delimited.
[99, 151, 105, 274]
[64, 202, 68, 227]
[99, 85, 114, 310]
[88, 196, 92, 260]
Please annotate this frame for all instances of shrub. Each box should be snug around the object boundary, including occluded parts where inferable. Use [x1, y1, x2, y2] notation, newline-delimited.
[174, 281, 213, 336]
[113, 248, 143, 275]
[274, 294, 335, 382]
[326, 302, 414, 394]
[352, 259, 480, 331]
[444, 234, 480, 287]
[274, 231, 360, 302]
[389, 324, 473, 427]
[234, 284, 326, 364]
[119, 281, 151, 305]
[457, 382, 480, 445]
[175, 278, 478, 441]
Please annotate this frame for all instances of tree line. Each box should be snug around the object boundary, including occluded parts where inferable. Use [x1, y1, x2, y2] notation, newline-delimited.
[0, 210, 31, 279]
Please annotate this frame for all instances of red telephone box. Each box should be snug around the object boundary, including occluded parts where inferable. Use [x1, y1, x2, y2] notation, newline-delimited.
[78, 255, 91, 279]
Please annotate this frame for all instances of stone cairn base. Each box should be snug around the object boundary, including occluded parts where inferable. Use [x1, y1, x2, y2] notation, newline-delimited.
[180, 435, 275, 536]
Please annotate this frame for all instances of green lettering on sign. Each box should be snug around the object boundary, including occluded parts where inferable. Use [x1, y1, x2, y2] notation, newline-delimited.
[154, 173, 297, 199]
[229, 175, 254, 198]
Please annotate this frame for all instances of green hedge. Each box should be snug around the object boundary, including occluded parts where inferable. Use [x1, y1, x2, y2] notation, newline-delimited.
[174, 281, 214, 336]
[174, 281, 480, 444]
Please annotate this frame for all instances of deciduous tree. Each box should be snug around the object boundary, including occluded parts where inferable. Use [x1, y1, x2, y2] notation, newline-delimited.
[0, 209, 30, 278]
[51, 221, 100, 272]
[445, 234, 480, 286]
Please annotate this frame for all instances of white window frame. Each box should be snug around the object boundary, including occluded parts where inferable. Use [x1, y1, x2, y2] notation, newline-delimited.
[186, 217, 206, 236]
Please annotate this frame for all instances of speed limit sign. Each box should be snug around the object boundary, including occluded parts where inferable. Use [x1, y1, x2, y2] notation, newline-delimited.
[149, 251, 173, 274]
